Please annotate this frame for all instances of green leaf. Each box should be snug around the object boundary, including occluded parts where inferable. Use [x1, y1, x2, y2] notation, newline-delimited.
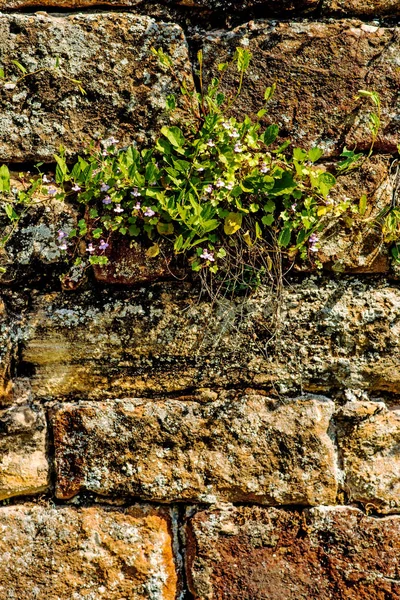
[264, 83, 276, 102]
[161, 126, 185, 148]
[157, 221, 174, 235]
[249, 203, 260, 213]
[12, 60, 26, 74]
[270, 172, 297, 196]
[0, 164, 10, 193]
[359, 194, 367, 216]
[293, 148, 307, 162]
[262, 214, 274, 226]
[54, 155, 68, 184]
[262, 125, 279, 146]
[317, 172, 336, 197]
[278, 226, 292, 247]
[224, 212, 242, 235]
[166, 94, 176, 110]
[0, 68, 4, 79]
[174, 234, 184, 252]
[263, 199, 276, 213]
[308, 147, 324, 163]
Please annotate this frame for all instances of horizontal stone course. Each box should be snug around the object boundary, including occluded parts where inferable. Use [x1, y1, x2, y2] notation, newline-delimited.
[19, 278, 400, 399]
[202, 20, 400, 155]
[0, 13, 193, 162]
[0, 503, 178, 600]
[51, 394, 337, 503]
[186, 505, 400, 599]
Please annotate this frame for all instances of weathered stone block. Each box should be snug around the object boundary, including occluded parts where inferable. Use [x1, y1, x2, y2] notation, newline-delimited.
[323, 0, 400, 16]
[0, 13, 193, 162]
[51, 394, 337, 503]
[186, 505, 400, 599]
[337, 400, 400, 514]
[0, 403, 48, 500]
[0, 0, 319, 11]
[202, 20, 400, 155]
[20, 278, 400, 399]
[0, 504, 178, 600]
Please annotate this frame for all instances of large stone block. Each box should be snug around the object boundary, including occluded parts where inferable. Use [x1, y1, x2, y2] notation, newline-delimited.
[186, 505, 400, 599]
[0, 504, 178, 600]
[20, 278, 400, 398]
[337, 400, 400, 514]
[202, 20, 400, 155]
[51, 394, 337, 503]
[0, 13, 193, 162]
[0, 403, 49, 500]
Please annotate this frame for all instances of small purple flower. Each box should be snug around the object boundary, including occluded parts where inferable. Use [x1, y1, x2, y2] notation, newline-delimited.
[260, 163, 269, 174]
[114, 204, 124, 213]
[99, 239, 109, 251]
[204, 185, 213, 194]
[103, 136, 119, 146]
[222, 122, 231, 130]
[100, 183, 110, 192]
[291, 203, 297, 211]
[86, 243, 95, 253]
[143, 207, 155, 217]
[71, 184, 81, 192]
[226, 182, 234, 190]
[59, 242, 68, 251]
[102, 196, 112, 205]
[131, 188, 141, 197]
[200, 249, 215, 262]
[42, 174, 51, 183]
[57, 229, 67, 240]
[234, 144, 243, 153]
[102, 150, 108, 157]
[229, 130, 240, 139]
[216, 179, 225, 188]
[309, 233, 319, 244]
[206, 139, 215, 148]
[134, 202, 141, 210]
[47, 187, 57, 196]
[149, 181, 157, 187]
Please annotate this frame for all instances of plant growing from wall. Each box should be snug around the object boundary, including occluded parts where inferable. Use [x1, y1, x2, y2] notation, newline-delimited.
[0, 49, 399, 290]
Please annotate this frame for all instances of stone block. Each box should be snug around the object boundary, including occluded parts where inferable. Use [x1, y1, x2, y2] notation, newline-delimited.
[20, 278, 400, 399]
[186, 505, 400, 599]
[337, 400, 400, 514]
[0, 403, 48, 500]
[323, 0, 400, 16]
[0, 13, 193, 162]
[0, 503, 178, 600]
[51, 395, 337, 504]
[202, 20, 400, 155]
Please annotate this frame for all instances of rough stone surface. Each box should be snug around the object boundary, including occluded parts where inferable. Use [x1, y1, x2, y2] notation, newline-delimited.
[93, 239, 183, 285]
[337, 400, 400, 514]
[318, 156, 391, 273]
[0, 13, 193, 162]
[202, 20, 400, 155]
[0, 0, 319, 12]
[0, 503, 178, 600]
[186, 505, 400, 600]
[19, 278, 400, 399]
[323, 0, 400, 16]
[0, 403, 48, 500]
[51, 394, 337, 503]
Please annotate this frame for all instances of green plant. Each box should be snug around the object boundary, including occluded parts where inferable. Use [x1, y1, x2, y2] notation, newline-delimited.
[0, 49, 399, 287]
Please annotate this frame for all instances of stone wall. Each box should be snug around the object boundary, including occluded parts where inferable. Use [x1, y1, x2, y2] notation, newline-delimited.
[1, 0, 400, 598]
